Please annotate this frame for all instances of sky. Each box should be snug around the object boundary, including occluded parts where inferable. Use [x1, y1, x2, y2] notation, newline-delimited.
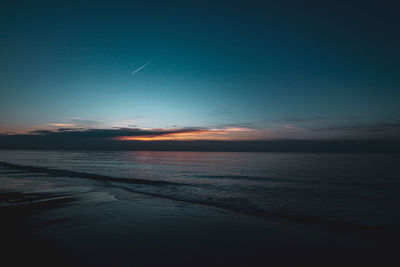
[1, 0, 400, 142]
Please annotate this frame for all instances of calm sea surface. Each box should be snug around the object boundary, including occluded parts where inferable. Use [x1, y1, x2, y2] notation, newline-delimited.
[1, 150, 399, 229]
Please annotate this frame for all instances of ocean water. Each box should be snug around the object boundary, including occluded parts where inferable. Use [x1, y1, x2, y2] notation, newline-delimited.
[1, 150, 399, 231]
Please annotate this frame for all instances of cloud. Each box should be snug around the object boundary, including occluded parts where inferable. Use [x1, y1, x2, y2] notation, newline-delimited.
[1, 130, 399, 152]
[27, 128, 200, 139]
[20, 126, 260, 142]
[48, 123, 77, 127]
[68, 118, 101, 125]
[45, 118, 102, 129]
[1, 126, 400, 152]
[0, 131, 17, 135]
[311, 122, 400, 133]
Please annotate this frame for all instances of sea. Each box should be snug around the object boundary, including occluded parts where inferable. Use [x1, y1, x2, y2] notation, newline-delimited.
[1, 150, 399, 232]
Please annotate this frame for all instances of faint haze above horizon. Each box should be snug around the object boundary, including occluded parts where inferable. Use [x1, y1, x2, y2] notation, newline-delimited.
[1, 0, 400, 141]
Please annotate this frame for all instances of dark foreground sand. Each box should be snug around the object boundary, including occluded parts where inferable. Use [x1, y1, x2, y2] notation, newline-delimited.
[0, 166, 398, 267]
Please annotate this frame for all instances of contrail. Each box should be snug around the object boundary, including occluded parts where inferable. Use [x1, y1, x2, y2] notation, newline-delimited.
[131, 60, 153, 75]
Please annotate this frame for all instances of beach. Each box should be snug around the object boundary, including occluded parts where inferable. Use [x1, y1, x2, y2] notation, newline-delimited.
[1, 158, 399, 267]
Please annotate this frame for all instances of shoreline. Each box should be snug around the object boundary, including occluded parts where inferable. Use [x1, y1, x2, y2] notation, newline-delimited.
[1, 165, 398, 266]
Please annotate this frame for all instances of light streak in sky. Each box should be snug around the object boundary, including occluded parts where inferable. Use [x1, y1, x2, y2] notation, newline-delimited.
[131, 60, 153, 75]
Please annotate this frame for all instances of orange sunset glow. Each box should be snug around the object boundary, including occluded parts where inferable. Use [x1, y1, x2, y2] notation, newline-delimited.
[116, 127, 258, 141]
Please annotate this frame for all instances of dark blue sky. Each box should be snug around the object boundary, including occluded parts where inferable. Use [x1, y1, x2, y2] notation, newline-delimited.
[1, 0, 399, 140]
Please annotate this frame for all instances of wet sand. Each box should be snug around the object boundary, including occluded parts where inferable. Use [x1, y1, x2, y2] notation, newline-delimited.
[0, 166, 398, 266]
